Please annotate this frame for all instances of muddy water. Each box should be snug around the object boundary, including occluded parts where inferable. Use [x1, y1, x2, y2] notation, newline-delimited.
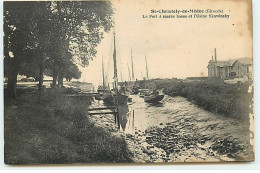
[116, 94, 253, 163]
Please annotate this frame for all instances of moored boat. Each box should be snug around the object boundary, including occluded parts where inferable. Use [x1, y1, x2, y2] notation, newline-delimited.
[131, 86, 140, 94]
[95, 55, 113, 101]
[144, 94, 164, 103]
[139, 89, 149, 98]
[95, 90, 112, 101]
[103, 32, 129, 105]
[142, 54, 164, 103]
[103, 92, 129, 105]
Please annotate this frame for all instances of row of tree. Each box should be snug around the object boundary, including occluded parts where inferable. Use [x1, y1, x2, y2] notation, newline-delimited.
[4, 1, 114, 98]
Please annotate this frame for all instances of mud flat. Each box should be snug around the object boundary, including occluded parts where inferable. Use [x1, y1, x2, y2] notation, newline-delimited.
[89, 95, 254, 163]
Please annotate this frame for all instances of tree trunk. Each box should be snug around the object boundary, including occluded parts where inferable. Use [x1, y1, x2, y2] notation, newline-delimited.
[52, 72, 57, 88]
[7, 69, 18, 99]
[58, 73, 64, 87]
[38, 64, 44, 92]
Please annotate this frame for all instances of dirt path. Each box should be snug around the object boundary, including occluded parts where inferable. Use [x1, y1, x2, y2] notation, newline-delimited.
[89, 95, 254, 163]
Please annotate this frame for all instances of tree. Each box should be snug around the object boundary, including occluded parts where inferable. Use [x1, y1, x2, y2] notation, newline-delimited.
[4, 2, 50, 98]
[49, 1, 114, 85]
[19, 57, 40, 81]
[65, 63, 82, 81]
[4, 1, 114, 98]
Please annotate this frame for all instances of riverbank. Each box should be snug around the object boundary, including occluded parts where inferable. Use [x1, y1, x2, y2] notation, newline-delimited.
[4, 87, 132, 164]
[156, 79, 253, 121]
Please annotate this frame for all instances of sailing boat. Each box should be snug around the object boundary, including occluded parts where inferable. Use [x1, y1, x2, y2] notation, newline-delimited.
[95, 55, 112, 101]
[139, 54, 150, 98]
[143, 54, 164, 103]
[103, 33, 129, 105]
[129, 48, 140, 95]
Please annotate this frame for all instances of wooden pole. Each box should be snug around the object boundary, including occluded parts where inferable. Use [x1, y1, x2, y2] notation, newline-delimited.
[132, 109, 135, 134]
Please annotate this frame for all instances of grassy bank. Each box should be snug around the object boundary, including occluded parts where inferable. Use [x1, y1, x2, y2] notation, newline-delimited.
[156, 79, 252, 120]
[4, 88, 132, 164]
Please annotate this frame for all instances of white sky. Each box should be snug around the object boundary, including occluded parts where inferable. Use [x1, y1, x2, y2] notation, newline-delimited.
[80, 0, 252, 87]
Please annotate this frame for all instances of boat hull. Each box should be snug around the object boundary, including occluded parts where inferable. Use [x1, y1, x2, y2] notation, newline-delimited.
[144, 95, 164, 103]
[139, 89, 149, 98]
[103, 93, 129, 105]
[95, 92, 113, 101]
[95, 94, 102, 101]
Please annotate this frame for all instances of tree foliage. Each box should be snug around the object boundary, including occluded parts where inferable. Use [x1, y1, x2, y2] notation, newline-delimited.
[4, 1, 114, 98]
[65, 63, 82, 81]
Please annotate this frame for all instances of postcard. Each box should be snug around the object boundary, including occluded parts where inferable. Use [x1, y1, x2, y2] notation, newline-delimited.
[3, 0, 254, 164]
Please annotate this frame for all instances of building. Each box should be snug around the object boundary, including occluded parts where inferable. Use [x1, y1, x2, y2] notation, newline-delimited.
[207, 49, 252, 79]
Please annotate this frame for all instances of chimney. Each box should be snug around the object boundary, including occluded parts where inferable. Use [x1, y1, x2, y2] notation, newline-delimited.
[212, 55, 214, 61]
[214, 48, 217, 62]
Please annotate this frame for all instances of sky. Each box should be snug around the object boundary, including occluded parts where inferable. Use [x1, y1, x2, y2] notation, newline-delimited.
[79, 0, 252, 87]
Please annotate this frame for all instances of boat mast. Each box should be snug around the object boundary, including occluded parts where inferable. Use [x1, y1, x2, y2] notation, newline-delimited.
[144, 54, 149, 90]
[145, 54, 149, 80]
[127, 62, 132, 82]
[113, 32, 120, 128]
[131, 48, 135, 82]
[113, 32, 118, 89]
[102, 54, 105, 89]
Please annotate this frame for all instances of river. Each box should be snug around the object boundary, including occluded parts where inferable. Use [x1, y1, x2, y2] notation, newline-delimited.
[88, 92, 253, 163]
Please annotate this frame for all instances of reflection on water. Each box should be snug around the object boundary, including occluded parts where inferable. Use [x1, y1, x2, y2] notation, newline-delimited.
[118, 104, 129, 131]
[117, 102, 135, 134]
[118, 95, 166, 134]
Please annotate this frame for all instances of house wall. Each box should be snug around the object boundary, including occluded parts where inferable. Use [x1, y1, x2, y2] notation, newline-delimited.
[219, 67, 228, 78]
[208, 62, 216, 77]
[230, 61, 250, 77]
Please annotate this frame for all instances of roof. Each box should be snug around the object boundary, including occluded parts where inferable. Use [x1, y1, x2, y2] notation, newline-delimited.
[229, 57, 252, 65]
[215, 61, 230, 67]
[209, 57, 252, 67]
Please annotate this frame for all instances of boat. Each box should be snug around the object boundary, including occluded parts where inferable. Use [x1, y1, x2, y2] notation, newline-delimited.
[125, 49, 139, 95]
[132, 86, 140, 94]
[103, 92, 129, 105]
[139, 88, 149, 98]
[142, 54, 164, 103]
[144, 92, 164, 103]
[95, 55, 113, 101]
[103, 32, 129, 105]
[97, 85, 110, 93]
[95, 85, 112, 101]
[95, 89, 112, 101]
[129, 49, 140, 95]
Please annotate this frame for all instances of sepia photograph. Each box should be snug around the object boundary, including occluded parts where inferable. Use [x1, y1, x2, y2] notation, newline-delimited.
[3, 0, 254, 164]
